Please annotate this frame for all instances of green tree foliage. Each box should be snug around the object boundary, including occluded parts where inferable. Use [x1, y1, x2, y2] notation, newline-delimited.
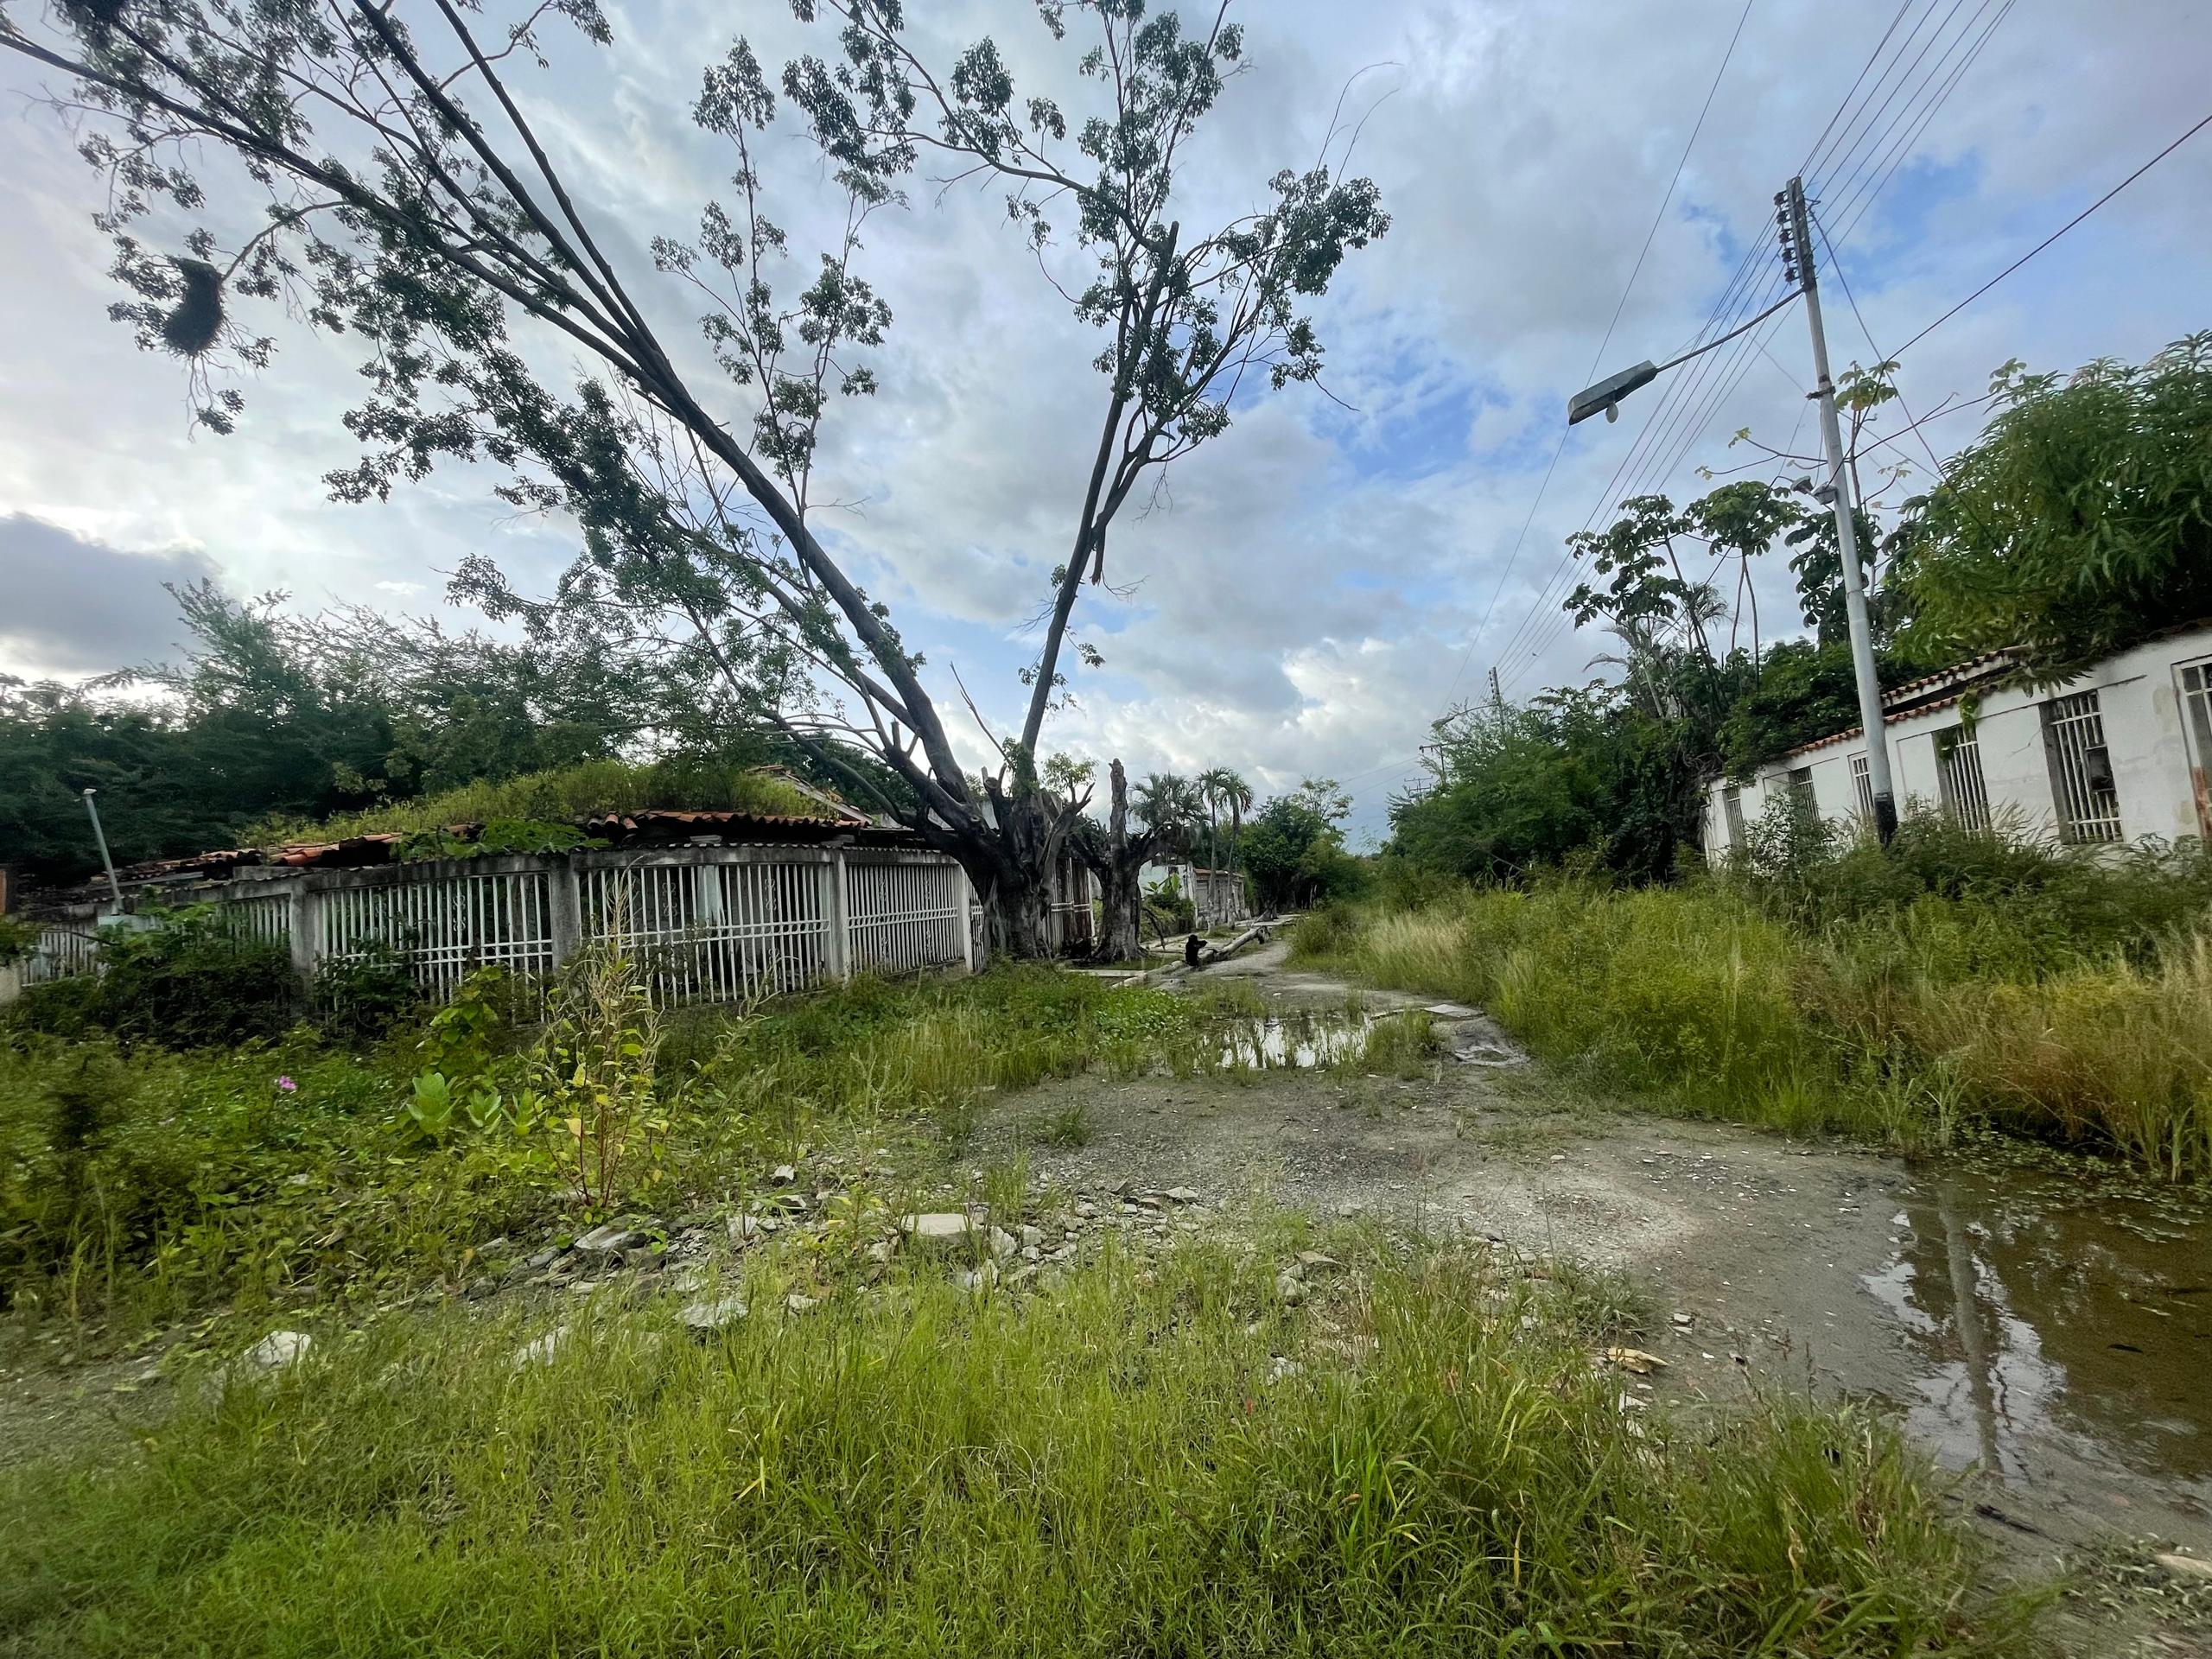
[0, 0, 1385, 957]
[1240, 779, 1363, 909]
[1895, 332, 2212, 677]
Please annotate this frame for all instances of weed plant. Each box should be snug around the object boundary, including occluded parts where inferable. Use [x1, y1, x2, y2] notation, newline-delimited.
[0, 1238, 2028, 1658]
[0, 967, 1251, 1339]
[1294, 810, 2212, 1177]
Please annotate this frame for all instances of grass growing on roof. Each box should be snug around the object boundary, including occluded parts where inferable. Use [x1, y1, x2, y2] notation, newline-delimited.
[244, 756, 835, 845]
[0, 1236, 2030, 1657]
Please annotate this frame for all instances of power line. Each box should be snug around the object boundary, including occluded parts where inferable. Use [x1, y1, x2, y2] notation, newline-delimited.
[1824, 0, 2015, 248]
[1891, 107, 2212, 361]
[1806, 0, 1973, 197]
[1796, 0, 1919, 179]
[1445, 0, 1758, 702]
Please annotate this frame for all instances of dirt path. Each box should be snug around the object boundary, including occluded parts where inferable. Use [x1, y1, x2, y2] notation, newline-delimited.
[984, 939, 2212, 1627]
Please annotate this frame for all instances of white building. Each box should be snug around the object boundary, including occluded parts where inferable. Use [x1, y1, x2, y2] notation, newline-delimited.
[1139, 859, 1250, 928]
[1705, 622, 2212, 854]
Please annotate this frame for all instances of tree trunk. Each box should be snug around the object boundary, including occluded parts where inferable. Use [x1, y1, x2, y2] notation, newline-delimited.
[1081, 759, 1156, 965]
[1228, 804, 1242, 917]
[971, 866, 1053, 962]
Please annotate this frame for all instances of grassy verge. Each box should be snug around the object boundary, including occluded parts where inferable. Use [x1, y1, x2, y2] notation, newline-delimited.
[0, 1235, 2026, 1657]
[0, 970, 1103, 1338]
[0, 966, 1377, 1344]
[1294, 874, 2212, 1179]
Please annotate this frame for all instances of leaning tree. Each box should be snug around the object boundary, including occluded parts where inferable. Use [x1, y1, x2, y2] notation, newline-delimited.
[3, 0, 1387, 954]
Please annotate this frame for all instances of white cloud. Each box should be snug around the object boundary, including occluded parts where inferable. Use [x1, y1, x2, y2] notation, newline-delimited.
[2, 0, 2207, 845]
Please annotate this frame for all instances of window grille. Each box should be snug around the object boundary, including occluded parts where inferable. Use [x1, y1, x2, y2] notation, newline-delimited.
[1849, 754, 1873, 820]
[2179, 659, 2212, 841]
[2041, 690, 2123, 843]
[1786, 766, 1817, 815]
[1933, 724, 1991, 833]
[582, 859, 830, 1005]
[1721, 785, 1745, 848]
[847, 857, 963, 975]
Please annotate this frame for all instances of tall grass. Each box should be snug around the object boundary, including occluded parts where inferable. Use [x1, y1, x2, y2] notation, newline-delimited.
[0, 967, 1337, 1337]
[1296, 862, 2212, 1178]
[0, 1239, 2026, 1656]
[245, 756, 833, 844]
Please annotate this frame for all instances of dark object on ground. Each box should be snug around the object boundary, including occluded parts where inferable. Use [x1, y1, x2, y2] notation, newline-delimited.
[1184, 933, 1202, 970]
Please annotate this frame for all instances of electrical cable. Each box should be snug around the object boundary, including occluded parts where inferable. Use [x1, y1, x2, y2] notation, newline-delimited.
[1890, 108, 2212, 362]
[1444, 0, 1758, 706]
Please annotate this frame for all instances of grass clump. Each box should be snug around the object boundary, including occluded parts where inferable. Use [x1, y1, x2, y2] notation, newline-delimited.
[0, 1240, 2026, 1657]
[1296, 811, 2212, 1176]
[245, 756, 836, 845]
[0, 967, 1253, 1339]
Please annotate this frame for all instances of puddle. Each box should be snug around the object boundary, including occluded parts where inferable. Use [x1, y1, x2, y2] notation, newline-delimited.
[1864, 1155, 2212, 1507]
[1212, 1011, 1372, 1069]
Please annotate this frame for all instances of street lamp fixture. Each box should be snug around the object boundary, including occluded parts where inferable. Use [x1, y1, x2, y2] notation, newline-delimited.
[1567, 360, 1656, 426]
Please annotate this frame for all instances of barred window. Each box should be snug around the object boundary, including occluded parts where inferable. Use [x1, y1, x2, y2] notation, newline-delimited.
[1933, 724, 1991, 833]
[2041, 691, 2122, 843]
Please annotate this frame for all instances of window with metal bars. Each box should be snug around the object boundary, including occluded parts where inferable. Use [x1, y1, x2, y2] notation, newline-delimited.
[1721, 785, 1745, 849]
[1933, 724, 1991, 833]
[2179, 659, 2212, 842]
[1849, 754, 1873, 821]
[1786, 766, 1816, 816]
[2040, 690, 2123, 842]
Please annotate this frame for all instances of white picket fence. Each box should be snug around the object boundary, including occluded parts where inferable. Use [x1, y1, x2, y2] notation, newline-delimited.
[10, 844, 973, 1008]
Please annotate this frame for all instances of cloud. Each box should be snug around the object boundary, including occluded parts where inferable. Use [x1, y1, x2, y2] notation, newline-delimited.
[1, 0, 2207, 846]
[0, 515, 217, 679]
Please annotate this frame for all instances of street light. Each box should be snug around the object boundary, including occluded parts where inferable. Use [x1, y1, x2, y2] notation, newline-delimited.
[1567, 360, 1656, 426]
[1560, 175, 1898, 844]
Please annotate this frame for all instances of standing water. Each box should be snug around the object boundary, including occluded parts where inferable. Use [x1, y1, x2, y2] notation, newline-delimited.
[1863, 1148, 2212, 1511]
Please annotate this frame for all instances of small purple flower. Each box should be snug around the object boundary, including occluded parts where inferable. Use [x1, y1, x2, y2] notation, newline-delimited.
[274, 1076, 298, 1094]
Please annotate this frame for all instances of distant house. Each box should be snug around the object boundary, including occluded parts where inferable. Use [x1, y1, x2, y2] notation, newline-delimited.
[1705, 621, 2212, 853]
[1141, 859, 1249, 928]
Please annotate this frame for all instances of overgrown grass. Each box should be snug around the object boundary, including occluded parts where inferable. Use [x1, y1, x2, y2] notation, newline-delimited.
[245, 756, 834, 844]
[1294, 832, 2212, 1178]
[0, 1237, 2027, 1657]
[0, 968, 1246, 1341]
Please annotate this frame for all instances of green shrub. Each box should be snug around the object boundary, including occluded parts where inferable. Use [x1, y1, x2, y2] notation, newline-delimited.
[310, 941, 420, 1046]
[4, 908, 302, 1050]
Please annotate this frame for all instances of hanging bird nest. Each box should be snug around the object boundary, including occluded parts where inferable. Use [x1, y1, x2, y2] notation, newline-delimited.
[159, 257, 225, 358]
[60, 0, 130, 36]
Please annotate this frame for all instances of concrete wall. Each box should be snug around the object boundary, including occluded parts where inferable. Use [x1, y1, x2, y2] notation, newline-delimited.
[1706, 623, 2212, 854]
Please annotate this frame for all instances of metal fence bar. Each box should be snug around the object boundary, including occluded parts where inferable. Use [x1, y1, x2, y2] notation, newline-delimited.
[1935, 725, 1992, 833]
[11, 845, 966, 1005]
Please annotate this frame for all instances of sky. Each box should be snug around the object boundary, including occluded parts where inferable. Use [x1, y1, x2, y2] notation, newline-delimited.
[2, 0, 2209, 845]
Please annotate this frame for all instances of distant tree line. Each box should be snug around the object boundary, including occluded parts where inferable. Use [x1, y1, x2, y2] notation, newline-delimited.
[1391, 334, 2212, 884]
[0, 582, 891, 887]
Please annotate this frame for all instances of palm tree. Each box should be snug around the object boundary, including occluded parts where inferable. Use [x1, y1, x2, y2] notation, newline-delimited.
[1200, 767, 1252, 920]
[1197, 766, 1233, 915]
[1132, 772, 1194, 836]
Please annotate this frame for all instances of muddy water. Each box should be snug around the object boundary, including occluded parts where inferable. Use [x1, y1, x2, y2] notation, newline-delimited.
[1865, 1152, 2212, 1510]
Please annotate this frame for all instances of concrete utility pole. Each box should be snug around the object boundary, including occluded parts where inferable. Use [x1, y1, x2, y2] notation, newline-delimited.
[81, 787, 124, 907]
[1781, 176, 1897, 842]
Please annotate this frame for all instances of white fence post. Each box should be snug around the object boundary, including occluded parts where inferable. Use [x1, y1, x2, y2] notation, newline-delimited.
[824, 847, 852, 983]
[289, 880, 321, 986]
[549, 857, 583, 969]
[958, 869, 975, 973]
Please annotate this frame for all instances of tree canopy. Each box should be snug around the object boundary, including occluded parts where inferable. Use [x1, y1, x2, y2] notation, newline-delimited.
[0, 0, 1386, 953]
[1894, 332, 2212, 678]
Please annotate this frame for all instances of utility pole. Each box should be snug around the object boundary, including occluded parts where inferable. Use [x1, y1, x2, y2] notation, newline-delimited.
[81, 787, 125, 907]
[1780, 176, 1896, 842]
[1488, 665, 1503, 719]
